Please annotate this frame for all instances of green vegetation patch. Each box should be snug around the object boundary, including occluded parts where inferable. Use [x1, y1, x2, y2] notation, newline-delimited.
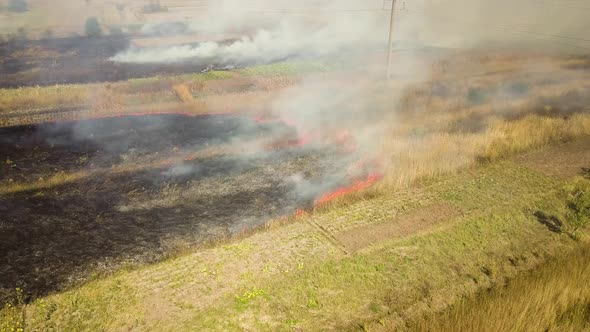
[238, 61, 340, 76]
[15, 277, 140, 331]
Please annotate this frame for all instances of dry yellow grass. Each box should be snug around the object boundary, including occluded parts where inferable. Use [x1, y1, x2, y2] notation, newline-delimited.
[481, 114, 590, 161]
[172, 84, 194, 103]
[0, 84, 90, 112]
[369, 52, 590, 193]
[376, 114, 590, 191]
[409, 241, 590, 332]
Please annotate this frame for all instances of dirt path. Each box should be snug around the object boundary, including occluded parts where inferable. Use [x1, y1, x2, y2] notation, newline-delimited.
[335, 203, 461, 253]
[514, 137, 590, 179]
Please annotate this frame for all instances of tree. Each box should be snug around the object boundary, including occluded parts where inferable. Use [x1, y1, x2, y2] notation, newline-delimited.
[564, 181, 590, 238]
[85, 17, 102, 37]
[109, 27, 123, 36]
[43, 28, 54, 40]
[115, 3, 125, 13]
[15, 27, 27, 41]
[142, 0, 167, 13]
[7, 0, 28, 13]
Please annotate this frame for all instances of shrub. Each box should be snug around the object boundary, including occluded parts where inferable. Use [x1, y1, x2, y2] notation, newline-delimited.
[7, 0, 28, 13]
[142, 0, 167, 13]
[467, 87, 488, 105]
[564, 180, 590, 237]
[16, 27, 27, 41]
[85, 17, 102, 37]
[43, 29, 54, 39]
[173, 84, 193, 103]
[508, 81, 529, 96]
[109, 27, 124, 36]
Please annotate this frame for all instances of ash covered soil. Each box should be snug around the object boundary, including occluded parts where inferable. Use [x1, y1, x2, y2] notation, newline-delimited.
[0, 36, 229, 88]
[0, 114, 357, 301]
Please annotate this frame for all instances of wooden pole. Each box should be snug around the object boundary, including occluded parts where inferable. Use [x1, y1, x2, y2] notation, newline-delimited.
[386, 0, 396, 80]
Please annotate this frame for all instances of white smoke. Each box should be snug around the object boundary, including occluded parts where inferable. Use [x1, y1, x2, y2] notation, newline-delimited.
[110, 0, 388, 64]
[110, 0, 590, 66]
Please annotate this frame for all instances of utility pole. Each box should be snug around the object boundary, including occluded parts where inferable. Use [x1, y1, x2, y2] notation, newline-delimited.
[386, 0, 396, 80]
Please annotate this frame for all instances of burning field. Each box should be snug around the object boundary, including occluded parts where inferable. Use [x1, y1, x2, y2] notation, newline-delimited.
[0, 113, 376, 300]
[3, 0, 590, 329]
[2, 50, 590, 304]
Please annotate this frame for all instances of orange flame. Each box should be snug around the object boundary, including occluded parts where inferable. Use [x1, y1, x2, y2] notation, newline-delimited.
[314, 173, 382, 206]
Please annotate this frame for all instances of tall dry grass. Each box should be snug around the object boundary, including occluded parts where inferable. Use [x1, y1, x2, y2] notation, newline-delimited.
[410, 242, 590, 332]
[378, 133, 480, 189]
[0, 85, 91, 112]
[480, 114, 590, 161]
[377, 114, 590, 192]
[373, 53, 590, 192]
[172, 84, 194, 103]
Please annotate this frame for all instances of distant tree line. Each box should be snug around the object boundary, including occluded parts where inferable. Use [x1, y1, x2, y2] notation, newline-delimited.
[142, 0, 167, 13]
[85, 17, 102, 37]
[5, 0, 28, 13]
[0, 27, 28, 44]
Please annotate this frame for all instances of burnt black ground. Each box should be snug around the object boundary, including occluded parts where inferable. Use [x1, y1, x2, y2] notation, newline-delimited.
[0, 36, 229, 88]
[0, 114, 353, 302]
[0, 114, 293, 182]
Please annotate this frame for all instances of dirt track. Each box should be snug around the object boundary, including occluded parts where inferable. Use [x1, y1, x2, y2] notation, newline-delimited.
[514, 137, 590, 179]
[336, 203, 461, 253]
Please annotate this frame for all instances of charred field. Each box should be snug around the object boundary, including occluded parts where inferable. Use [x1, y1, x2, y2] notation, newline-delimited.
[0, 36, 242, 88]
[0, 113, 366, 301]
